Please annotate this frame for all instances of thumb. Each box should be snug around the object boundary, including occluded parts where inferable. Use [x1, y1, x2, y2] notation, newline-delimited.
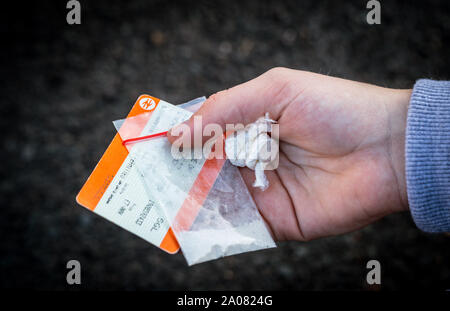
[167, 70, 286, 145]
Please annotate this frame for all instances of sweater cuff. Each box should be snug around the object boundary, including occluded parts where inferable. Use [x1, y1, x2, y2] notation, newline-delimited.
[406, 79, 450, 233]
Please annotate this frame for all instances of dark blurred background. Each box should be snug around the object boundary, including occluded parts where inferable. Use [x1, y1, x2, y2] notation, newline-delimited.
[1, 0, 449, 290]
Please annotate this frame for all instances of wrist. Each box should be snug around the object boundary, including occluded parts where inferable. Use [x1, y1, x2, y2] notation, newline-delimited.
[385, 88, 412, 212]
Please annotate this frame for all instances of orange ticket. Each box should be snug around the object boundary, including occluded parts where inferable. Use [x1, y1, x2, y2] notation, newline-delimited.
[76, 95, 179, 253]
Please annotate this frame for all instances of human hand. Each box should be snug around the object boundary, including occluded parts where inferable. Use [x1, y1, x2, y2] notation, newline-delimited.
[168, 68, 411, 241]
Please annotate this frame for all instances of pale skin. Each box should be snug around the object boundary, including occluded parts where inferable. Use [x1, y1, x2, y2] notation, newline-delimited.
[167, 67, 412, 242]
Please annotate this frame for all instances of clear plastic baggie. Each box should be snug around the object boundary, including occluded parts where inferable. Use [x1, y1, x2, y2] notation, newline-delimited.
[113, 97, 276, 265]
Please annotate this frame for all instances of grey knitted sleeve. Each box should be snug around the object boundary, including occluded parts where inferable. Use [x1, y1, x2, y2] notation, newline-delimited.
[406, 79, 450, 232]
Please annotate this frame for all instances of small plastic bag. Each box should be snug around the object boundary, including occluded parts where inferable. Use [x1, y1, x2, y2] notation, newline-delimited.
[113, 97, 276, 265]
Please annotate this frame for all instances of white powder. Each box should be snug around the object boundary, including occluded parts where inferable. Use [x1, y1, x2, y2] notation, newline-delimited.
[177, 221, 275, 265]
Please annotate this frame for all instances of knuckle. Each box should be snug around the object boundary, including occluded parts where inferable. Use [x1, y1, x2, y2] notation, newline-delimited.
[265, 66, 288, 78]
[207, 90, 228, 106]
